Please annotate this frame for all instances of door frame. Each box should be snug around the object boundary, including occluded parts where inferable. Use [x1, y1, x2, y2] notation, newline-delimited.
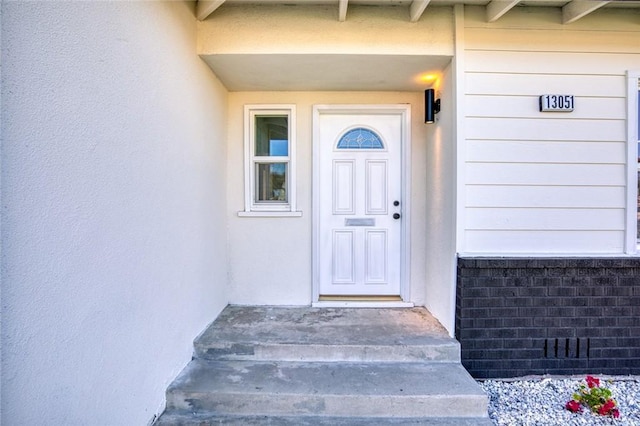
[312, 104, 412, 306]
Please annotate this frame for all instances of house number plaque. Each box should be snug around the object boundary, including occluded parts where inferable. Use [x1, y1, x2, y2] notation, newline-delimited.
[539, 94, 574, 112]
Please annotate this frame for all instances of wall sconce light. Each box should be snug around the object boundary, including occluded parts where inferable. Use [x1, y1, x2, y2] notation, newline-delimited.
[425, 88, 441, 123]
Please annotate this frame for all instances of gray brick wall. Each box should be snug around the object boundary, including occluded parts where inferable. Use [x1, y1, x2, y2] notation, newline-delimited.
[456, 257, 640, 378]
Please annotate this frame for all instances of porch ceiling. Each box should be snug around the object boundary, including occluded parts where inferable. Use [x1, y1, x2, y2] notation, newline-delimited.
[200, 53, 451, 92]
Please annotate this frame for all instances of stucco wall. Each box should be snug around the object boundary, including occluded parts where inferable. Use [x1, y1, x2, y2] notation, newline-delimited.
[424, 62, 457, 335]
[227, 92, 429, 308]
[1, 2, 228, 424]
[460, 6, 640, 255]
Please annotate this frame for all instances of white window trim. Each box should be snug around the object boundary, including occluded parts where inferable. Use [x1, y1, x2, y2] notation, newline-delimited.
[239, 104, 301, 217]
[626, 71, 639, 253]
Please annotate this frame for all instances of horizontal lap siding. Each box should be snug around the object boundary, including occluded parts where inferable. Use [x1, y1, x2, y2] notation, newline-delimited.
[467, 141, 626, 164]
[467, 208, 625, 231]
[466, 186, 625, 208]
[466, 117, 626, 142]
[466, 74, 626, 97]
[467, 163, 625, 186]
[465, 231, 625, 253]
[466, 51, 640, 75]
[467, 96, 625, 120]
[462, 6, 640, 254]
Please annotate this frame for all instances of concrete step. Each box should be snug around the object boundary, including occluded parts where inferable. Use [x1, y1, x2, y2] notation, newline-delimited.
[165, 359, 488, 418]
[194, 306, 460, 363]
[155, 412, 494, 425]
[156, 306, 490, 425]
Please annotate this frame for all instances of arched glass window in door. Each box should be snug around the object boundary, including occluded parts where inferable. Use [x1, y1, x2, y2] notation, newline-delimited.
[337, 127, 384, 149]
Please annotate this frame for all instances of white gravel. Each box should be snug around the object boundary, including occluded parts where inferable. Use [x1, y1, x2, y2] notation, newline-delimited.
[479, 376, 640, 426]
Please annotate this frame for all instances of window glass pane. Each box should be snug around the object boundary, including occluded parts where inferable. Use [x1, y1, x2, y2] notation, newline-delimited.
[255, 115, 288, 157]
[337, 127, 384, 149]
[256, 163, 288, 202]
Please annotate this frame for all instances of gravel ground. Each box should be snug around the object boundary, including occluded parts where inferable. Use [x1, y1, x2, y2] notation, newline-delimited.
[479, 376, 640, 426]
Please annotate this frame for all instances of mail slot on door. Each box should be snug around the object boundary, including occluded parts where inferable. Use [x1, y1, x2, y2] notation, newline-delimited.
[345, 218, 375, 226]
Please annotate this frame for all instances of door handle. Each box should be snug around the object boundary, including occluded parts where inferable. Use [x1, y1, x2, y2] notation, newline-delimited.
[393, 213, 401, 220]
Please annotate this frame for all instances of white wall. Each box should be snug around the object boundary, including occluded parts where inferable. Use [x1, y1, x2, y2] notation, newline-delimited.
[1, 2, 228, 424]
[460, 6, 640, 255]
[424, 62, 457, 335]
[227, 92, 429, 307]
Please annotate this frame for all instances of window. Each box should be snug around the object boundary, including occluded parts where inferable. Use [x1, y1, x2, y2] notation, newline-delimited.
[240, 105, 300, 216]
[337, 127, 385, 149]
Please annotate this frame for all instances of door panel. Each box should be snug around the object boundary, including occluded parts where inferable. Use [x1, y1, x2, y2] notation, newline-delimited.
[365, 230, 387, 283]
[366, 160, 388, 214]
[332, 231, 356, 284]
[333, 161, 355, 214]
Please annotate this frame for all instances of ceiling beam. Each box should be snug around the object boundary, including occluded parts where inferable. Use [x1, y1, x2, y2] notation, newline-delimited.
[486, 0, 520, 22]
[196, 0, 226, 21]
[409, 0, 431, 22]
[562, 0, 610, 24]
[338, 0, 349, 21]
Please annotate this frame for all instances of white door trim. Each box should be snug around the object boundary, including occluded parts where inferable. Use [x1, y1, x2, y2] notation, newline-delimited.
[312, 104, 412, 304]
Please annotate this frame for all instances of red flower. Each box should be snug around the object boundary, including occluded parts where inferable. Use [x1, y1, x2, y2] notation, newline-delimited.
[612, 408, 620, 418]
[598, 400, 616, 416]
[586, 376, 600, 389]
[566, 400, 583, 413]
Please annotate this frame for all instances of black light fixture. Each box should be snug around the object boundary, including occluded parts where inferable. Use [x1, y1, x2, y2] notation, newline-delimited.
[425, 88, 441, 123]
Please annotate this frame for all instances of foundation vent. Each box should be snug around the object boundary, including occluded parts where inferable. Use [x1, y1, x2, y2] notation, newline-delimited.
[544, 338, 590, 359]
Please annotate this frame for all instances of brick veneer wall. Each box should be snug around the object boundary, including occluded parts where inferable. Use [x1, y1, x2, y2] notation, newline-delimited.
[456, 257, 640, 378]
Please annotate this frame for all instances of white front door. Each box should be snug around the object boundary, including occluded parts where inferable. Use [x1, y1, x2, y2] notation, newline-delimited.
[313, 106, 410, 299]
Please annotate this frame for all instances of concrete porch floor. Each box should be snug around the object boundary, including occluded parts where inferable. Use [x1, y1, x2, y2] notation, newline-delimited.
[194, 306, 457, 361]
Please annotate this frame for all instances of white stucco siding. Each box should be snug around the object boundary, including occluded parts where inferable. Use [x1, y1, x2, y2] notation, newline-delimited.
[227, 92, 429, 307]
[425, 62, 457, 335]
[461, 6, 640, 254]
[1, 2, 228, 424]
